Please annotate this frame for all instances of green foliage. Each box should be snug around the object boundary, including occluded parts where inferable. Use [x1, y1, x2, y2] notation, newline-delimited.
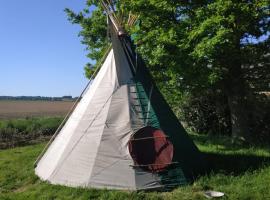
[178, 90, 231, 136]
[0, 134, 270, 199]
[0, 117, 62, 135]
[0, 117, 62, 149]
[125, 0, 269, 89]
[125, 0, 269, 139]
[66, 1, 270, 138]
[65, 0, 269, 93]
[65, 4, 109, 79]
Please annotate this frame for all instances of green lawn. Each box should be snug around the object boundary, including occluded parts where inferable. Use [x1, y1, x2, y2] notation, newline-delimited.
[0, 134, 270, 200]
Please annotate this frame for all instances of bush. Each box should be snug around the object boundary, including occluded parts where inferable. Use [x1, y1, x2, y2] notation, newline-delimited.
[171, 89, 270, 142]
[37, 117, 62, 136]
[247, 93, 270, 143]
[0, 117, 63, 149]
[177, 90, 231, 135]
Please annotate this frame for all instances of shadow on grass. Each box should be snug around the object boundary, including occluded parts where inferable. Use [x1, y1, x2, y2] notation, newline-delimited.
[203, 152, 270, 176]
[190, 133, 270, 176]
[191, 133, 270, 151]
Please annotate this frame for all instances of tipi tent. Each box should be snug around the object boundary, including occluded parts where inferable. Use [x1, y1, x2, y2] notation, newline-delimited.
[35, 4, 205, 191]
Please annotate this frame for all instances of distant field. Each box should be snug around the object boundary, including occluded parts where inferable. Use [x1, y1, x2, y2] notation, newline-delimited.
[0, 100, 74, 119]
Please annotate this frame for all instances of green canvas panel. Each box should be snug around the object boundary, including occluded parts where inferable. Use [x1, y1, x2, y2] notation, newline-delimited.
[120, 36, 206, 184]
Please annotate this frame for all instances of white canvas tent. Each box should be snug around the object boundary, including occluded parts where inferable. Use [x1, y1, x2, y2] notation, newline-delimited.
[35, 6, 204, 190]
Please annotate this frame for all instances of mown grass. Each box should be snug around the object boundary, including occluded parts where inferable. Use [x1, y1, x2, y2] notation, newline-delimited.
[0, 134, 270, 200]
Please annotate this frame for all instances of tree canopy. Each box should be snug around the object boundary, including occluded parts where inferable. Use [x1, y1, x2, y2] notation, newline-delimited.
[65, 0, 270, 140]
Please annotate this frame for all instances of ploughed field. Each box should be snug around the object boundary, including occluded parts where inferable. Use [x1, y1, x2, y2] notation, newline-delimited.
[0, 100, 74, 119]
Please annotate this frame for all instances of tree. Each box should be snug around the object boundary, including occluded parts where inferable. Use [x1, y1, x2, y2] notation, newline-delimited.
[65, 2, 108, 78]
[66, 0, 270, 140]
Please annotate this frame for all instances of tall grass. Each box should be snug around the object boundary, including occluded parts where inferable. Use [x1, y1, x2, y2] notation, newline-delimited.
[0, 117, 62, 149]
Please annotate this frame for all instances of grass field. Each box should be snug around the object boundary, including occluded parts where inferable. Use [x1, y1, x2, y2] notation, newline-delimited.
[0, 100, 74, 119]
[0, 134, 269, 200]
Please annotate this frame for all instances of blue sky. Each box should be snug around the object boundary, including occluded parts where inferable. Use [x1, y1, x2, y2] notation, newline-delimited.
[0, 0, 93, 97]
